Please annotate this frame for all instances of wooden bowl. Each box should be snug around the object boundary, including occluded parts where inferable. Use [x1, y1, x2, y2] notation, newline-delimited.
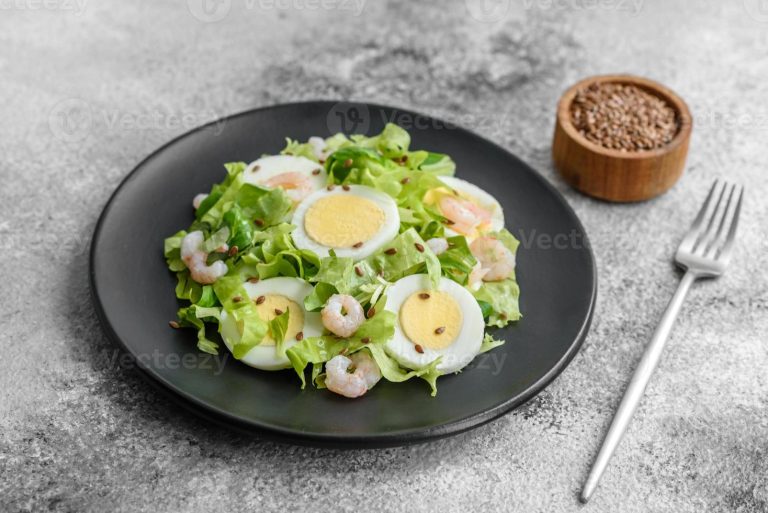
[552, 75, 693, 202]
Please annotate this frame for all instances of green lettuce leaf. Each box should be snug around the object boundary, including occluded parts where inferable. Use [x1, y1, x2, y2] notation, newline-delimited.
[366, 344, 442, 396]
[303, 282, 338, 312]
[438, 235, 477, 285]
[365, 228, 440, 288]
[472, 279, 521, 327]
[418, 152, 456, 175]
[268, 309, 290, 357]
[164, 230, 187, 272]
[325, 147, 397, 184]
[281, 138, 320, 161]
[213, 275, 267, 359]
[176, 305, 222, 355]
[285, 308, 396, 388]
[222, 204, 255, 250]
[478, 332, 505, 354]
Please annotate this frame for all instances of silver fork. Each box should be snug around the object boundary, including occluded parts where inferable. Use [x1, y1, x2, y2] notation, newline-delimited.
[580, 179, 744, 503]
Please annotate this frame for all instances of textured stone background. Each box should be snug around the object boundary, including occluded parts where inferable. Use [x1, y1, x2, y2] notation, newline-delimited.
[1, 0, 767, 511]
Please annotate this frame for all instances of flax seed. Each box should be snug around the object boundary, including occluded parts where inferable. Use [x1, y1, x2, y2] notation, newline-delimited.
[414, 344, 424, 354]
[367, 307, 376, 318]
[419, 293, 430, 300]
[342, 184, 350, 191]
[169, 321, 180, 329]
[248, 277, 260, 283]
[327, 184, 335, 191]
[570, 82, 679, 152]
[353, 241, 363, 248]
[228, 245, 239, 257]
[414, 242, 424, 253]
[274, 308, 284, 316]
[296, 331, 304, 341]
[384, 248, 397, 255]
[312, 168, 321, 175]
[434, 326, 445, 335]
[361, 337, 371, 344]
[256, 295, 266, 305]
[354, 265, 363, 277]
[400, 177, 410, 185]
[255, 218, 264, 227]
[343, 158, 353, 168]
[232, 296, 242, 303]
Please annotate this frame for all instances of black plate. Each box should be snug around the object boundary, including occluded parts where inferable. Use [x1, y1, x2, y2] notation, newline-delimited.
[90, 101, 596, 447]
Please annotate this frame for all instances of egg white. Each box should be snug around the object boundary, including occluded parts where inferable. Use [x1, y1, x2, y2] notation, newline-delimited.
[384, 274, 485, 374]
[439, 176, 505, 237]
[290, 184, 400, 260]
[243, 154, 327, 196]
[219, 277, 322, 370]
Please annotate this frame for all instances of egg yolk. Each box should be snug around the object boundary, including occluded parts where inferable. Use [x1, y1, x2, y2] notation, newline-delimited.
[254, 294, 304, 346]
[304, 194, 385, 248]
[399, 290, 463, 350]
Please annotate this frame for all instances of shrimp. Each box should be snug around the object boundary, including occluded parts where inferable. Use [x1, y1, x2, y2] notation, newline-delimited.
[325, 352, 381, 398]
[309, 136, 329, 161]
[321, 294, 365, 337]
[468, 261, 489, 290]
[426, 237, 449, 255]
[262, 172, 314, 203]
[192, 193, 208, 210]
[439, 196, 493, 236]
[349, 351, 382, 389]
[180, 231, 228, 284]
[470, 236, 516, 282]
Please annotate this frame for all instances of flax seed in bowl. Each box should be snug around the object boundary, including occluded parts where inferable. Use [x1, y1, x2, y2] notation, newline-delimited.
[552, 75, 692, 202]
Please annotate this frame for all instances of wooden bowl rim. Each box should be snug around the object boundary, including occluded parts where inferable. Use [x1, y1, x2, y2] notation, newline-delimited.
[556, 74, 693, 160]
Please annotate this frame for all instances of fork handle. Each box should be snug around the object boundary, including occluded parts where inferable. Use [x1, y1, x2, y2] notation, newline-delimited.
[580, 270, 697, 503]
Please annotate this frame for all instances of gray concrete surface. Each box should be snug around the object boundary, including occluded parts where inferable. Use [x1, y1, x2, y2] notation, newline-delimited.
[1, 1, 767, 511]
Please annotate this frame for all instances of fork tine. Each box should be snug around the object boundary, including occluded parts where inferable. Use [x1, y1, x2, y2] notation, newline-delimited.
[679, 180, 722, 253]
[715, 185, 744, 263]
[703, 183, 737, 258]
[692, 181, 731, 255]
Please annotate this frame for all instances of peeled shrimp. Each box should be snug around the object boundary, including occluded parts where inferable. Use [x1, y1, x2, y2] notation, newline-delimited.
[180, 231, 228, 284]
[325, 352, 381, 398]
[309, 136, 329, 161]
[192, 193, 208, 209]
[321, 294, 365, 337]
[426, 237, 449, 255]
[469, 236, 515, 282]
[439, 196, 493, 236]
[349, 351, 382, 389]
[468, 261, 489, 290]
[262, 172, 314, 203]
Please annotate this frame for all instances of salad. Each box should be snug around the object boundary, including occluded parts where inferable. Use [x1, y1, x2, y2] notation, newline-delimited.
[164, 123, 521, 398]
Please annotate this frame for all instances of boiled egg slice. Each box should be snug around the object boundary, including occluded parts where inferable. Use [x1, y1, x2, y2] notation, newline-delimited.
[384, 274, 484, 374]
[291, 184, 399, 260]
[220, 277, 322, 370]
[424, 175, 504, 241]
[243, 155, 327, 205]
